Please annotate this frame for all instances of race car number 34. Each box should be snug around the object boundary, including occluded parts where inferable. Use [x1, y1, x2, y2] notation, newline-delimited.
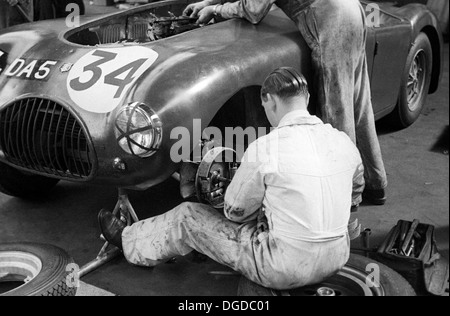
[67, 47, 158, 113]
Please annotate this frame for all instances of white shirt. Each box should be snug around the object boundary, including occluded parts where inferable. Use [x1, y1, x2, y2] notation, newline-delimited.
[224, 110, 364, 243]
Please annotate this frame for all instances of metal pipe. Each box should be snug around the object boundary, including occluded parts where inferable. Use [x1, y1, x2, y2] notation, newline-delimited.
[79, 188, 138, 278]
[79, 248, 122, 278]
[208, 271, 240, 276]
[15, 4, 32, 23]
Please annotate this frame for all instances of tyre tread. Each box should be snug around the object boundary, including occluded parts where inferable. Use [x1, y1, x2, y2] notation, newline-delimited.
[392, 32, 433, 128]
[0, 243, 77, 297]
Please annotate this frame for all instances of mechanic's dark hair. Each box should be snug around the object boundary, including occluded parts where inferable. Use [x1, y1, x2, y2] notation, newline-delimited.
[261, 67, 309, 101]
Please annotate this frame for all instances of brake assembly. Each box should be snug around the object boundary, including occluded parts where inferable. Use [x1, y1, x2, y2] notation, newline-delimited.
[195, 147, 238, 209]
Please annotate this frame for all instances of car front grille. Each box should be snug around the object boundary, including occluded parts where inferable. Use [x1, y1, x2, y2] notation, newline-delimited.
[0, 98, 96, 180]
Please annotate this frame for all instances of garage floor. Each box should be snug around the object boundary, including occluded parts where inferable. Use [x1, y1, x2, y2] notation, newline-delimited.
[0, 4, 448, 296]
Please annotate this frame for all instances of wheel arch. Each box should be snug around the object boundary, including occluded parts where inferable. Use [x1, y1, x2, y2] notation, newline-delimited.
[420, 25, 443, 94]
[206, 85, 266, 128]
[392, 4, 444, 95]
[194, 84, 271, 154]
[403, 5, 444, 94]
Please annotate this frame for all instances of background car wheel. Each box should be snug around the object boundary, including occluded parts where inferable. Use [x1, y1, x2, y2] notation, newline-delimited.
[237, 254, 416, 296]
[0, 162, 59, 198]
[0, 243, 77, 296]
[392, 32, 433, 128]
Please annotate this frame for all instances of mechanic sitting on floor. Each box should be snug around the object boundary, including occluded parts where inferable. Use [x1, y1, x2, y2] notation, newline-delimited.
[184, 0, 388, 206]
[98, 68, 365, 290]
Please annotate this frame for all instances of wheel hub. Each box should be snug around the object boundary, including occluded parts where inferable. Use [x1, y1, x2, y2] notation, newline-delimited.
[407, 49, 426, 111]
[195, 147, 238, 209]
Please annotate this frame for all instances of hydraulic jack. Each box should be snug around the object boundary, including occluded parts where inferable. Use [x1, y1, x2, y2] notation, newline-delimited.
[78, 188, 140, 278]
[78, 172, 182, 278]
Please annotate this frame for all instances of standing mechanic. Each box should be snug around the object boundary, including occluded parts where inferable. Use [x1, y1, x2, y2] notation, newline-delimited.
[184, 0, 388, 206]
[98, 68, 364, 290]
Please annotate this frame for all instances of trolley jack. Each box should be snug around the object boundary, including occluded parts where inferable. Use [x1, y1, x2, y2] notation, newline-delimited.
[78, 188, 139, 278]
[78, 173, 182, 278]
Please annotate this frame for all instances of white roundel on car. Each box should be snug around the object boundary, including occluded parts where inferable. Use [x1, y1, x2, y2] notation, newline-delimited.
[67, 46, 158, 113]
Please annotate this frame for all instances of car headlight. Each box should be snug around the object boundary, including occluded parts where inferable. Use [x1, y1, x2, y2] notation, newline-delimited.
[114, 102, 163, 158]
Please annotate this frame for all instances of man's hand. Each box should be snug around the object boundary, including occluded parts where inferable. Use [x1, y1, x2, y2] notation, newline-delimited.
[6, 0, 19, 6]
[196, 6, 215, 24]
[183, 1, 210, 18]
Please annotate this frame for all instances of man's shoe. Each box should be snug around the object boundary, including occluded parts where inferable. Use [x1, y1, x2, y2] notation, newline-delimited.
[98, 209, 126, 250]
[363, 188, 387, 206]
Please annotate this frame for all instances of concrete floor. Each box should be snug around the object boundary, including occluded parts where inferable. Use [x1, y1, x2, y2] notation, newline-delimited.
[0, 3, 448, 295]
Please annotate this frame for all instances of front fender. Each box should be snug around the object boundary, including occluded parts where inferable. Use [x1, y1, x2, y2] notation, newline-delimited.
[394, 4, 444, 93]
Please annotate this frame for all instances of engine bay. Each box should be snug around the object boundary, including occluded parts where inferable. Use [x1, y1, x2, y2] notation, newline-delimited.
[66, 10, 205, 46]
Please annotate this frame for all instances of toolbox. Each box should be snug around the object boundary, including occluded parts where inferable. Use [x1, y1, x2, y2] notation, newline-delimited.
[374, 220, 449, 296]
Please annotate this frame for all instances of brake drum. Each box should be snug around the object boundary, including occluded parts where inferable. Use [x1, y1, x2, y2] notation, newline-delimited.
[195, 147, 237, 209]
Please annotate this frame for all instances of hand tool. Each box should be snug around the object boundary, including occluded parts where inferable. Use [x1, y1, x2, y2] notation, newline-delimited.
[401, 219, 420, 255]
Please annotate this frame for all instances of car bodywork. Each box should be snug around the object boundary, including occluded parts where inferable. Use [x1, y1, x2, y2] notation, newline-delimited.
[0, 0, 443, 191]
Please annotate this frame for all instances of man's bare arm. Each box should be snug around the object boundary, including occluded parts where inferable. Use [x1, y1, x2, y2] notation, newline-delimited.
[183, 0, 222, 18]
[224, 143, 266, 223]
[185, 0, 275, 25]
[220, 0, 276, 24]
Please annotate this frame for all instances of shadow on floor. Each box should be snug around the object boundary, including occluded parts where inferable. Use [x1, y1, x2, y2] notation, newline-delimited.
[375, 114, 405, 136]
[430, 126, 449, 154]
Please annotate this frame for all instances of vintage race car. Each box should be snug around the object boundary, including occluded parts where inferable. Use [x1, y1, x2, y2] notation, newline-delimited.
[0, 0, 443, 199]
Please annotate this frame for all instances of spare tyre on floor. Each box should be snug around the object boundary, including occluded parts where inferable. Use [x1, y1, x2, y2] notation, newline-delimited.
[0, 243, 77, 296]
[238, 254, 416, 296]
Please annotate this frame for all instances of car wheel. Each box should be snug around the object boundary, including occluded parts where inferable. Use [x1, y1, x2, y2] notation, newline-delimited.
[237, 254, 416, 296]
[0, 162, 59, 198]
[393, 32, 433, 128]
[0, 243, 77, 296]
